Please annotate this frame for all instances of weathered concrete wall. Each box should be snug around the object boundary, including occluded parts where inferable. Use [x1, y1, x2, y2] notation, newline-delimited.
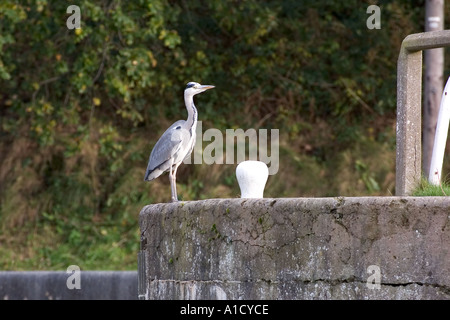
[139, 197, 450, 300]
[0, 271, 138, 300]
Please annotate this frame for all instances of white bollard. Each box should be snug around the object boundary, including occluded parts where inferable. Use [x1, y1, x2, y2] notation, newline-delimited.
[236, 161, 269, 198]
[429, 75, 450, 185]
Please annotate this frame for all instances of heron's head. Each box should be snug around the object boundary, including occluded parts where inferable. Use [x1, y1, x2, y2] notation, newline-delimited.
[184, 82, 215, 97]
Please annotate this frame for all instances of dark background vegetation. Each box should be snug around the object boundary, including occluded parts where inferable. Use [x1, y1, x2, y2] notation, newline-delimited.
[1, 0, 449, 269]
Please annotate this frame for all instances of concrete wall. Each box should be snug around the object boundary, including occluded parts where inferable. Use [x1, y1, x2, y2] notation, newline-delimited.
[139, 197, 450, 300]
[0, 271, 137, 300]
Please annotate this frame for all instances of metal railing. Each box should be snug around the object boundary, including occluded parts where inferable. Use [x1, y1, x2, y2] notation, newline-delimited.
[396, 30, 450, 195]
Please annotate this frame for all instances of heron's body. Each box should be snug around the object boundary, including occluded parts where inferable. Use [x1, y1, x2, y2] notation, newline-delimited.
[144, 82, 214, 202]
[143, 119, 193, 181]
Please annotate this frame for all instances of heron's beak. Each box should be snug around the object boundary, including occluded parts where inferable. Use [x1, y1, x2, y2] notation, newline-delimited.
[200, 85, 215, 91]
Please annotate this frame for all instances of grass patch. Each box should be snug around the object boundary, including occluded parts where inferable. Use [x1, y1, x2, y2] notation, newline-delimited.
[412, 178, 450, 196]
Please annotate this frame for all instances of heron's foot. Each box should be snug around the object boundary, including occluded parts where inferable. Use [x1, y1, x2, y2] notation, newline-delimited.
[171, 197, 179, 203]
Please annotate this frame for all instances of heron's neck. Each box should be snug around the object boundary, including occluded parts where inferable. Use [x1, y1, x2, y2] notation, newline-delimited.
[184, 93, 198, 131]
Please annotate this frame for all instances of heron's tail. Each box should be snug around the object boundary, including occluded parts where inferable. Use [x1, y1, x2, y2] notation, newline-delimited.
[144, 167, 164, 181]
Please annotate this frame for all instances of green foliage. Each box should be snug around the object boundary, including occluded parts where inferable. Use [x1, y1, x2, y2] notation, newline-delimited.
[355, 159, 381, 193]
[0, 0, 442, 270]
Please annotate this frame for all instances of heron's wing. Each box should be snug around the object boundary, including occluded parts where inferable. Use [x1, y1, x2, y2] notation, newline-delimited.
[144, 120, 190, 181]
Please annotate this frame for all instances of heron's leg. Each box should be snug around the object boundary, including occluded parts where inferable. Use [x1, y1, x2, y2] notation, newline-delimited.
[171, 163, 180, 202]
[168, 158, 177, 202]
[170, 174, 178, 202]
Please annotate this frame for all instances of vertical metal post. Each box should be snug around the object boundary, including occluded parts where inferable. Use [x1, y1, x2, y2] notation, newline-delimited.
[423, 0, 444, 176]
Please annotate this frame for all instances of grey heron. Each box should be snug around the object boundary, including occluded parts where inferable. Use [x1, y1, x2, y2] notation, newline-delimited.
[144, 81, 215, 202]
